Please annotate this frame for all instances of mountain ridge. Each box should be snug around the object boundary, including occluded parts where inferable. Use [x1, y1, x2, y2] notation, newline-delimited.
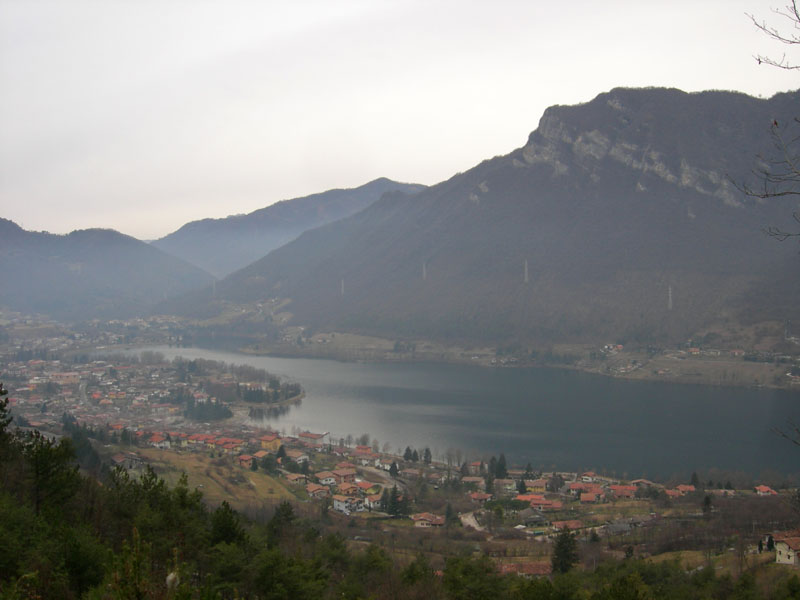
[163, 87, 800, 348]
[152, 177, 426, 277]
[0, 219, 215, 322]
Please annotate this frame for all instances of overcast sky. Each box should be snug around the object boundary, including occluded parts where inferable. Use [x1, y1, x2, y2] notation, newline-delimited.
[1, 0, 797, 240]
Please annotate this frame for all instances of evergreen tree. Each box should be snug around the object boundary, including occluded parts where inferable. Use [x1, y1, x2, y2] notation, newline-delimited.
[211, 500, 246, 546]
[21, 430, 80, 516]
[261, 454, 278, 474]
[276, 445, 286, 460]
[398, 492, 411, 516]
[690, 471, 700, 488]
[551, 527, 578, 574]
[411, 449, 419, 463]
[517, 479, 527, 494]
[387, 486, 400, 516]
[496, 453, 508, 479]
[488, 456, 497, 478]
[403, 446, 413, 461]
[423, 447, 432, 465]
[523, 462, 534, 480]
[389, 462, 399, 478]
[445, 502, 458, 527]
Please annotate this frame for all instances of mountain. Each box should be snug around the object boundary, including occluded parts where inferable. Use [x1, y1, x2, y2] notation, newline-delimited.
[0, 219, 215, 321]
[166, 88, 800, 347]
[152, 178, 426, 278]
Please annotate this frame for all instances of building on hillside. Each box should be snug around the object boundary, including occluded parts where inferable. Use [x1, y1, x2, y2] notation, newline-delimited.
[306, 483, 329, 499]
[775, 534, 800, 566]
[411, 512, 445, 527]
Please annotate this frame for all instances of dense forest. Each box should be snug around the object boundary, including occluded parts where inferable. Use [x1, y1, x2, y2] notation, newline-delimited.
[3, 386, 800, 599]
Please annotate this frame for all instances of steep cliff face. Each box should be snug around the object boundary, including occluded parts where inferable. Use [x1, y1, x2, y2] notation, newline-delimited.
[168, 88, 800, 346]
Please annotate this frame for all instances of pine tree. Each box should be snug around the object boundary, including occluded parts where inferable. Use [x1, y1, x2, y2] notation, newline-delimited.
[445, 502, 457, 527]
[423, 447, 432, 465]
[551, 528, 578, 574]
[388, 486, 400, 516]
[496, 453, 508, 479]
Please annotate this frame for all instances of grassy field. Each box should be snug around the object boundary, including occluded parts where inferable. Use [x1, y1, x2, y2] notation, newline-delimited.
[136, 448, 296, 511]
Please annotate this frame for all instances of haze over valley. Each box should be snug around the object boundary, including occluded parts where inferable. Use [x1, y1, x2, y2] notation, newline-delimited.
[3, 3, 800, 596]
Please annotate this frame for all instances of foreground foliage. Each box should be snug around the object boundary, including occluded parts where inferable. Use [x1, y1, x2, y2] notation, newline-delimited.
[2, 392, 800, 599]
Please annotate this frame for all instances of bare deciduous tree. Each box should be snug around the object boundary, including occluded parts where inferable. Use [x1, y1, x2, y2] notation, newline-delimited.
[740, 1, 800, 241]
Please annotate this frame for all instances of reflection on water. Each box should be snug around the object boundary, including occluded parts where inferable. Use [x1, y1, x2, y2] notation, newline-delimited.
[134, 345, 800, 479]
[248, 401, 297, 421]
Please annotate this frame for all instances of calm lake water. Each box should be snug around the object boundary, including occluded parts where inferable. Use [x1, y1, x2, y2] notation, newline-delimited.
[135, 346, 800, 480]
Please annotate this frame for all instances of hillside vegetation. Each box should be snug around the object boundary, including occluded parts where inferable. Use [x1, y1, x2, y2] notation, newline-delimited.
[168, 88, 800, 348]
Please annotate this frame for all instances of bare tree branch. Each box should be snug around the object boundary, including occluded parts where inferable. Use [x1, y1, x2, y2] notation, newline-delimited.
[747, 1, 800, 69]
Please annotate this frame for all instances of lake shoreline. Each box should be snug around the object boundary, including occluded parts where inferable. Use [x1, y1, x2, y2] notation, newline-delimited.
[226, 335, 800, 394]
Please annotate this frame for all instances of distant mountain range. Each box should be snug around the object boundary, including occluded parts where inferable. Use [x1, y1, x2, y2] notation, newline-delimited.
[167, 87, 800, 347]
[0, 219, 214, 321]
[152, 178, 426, 278]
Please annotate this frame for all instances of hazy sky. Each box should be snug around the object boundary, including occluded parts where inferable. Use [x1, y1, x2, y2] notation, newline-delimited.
[1, 0, 797, 240]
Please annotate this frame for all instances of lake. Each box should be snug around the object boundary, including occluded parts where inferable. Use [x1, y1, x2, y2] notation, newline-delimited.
[134, 346, 800, 480]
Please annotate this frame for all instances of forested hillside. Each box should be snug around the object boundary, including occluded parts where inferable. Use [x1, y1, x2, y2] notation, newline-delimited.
[3, 389, 800, 599]
[172, 88, 800, 348]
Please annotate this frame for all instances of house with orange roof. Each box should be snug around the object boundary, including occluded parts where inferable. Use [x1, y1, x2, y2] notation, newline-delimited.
[149, 434, 170, 449]
[316, 471, 337, 486]
[525, 479, 548, 493]
[332, 468, 357, 484]
[299, 431, 326, 442]
[338, 482, 360, 496]
[286, 449, 309, 464]
[365, 493, 383, 510]
[411, 512, 445, 527]
[332, 495, 363, 513]
[258, 433, 282, 452]
[532, 498, 563, 511]
[469, 492, 492, 504]
[306, 483, 329, 498]
[775, 533, 800, 565]
[755, 485, 778, 496]
[468, 461, 483, 475]
[610, 485, 637, 499]
[357, 480, 381, 494]
[676, 484, 696, 495]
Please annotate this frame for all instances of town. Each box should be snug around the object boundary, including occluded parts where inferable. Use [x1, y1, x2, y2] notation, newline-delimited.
[4, 310, 800, 592]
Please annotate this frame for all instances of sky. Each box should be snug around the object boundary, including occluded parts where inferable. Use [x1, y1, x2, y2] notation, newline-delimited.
[1, 0, 797, 240]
